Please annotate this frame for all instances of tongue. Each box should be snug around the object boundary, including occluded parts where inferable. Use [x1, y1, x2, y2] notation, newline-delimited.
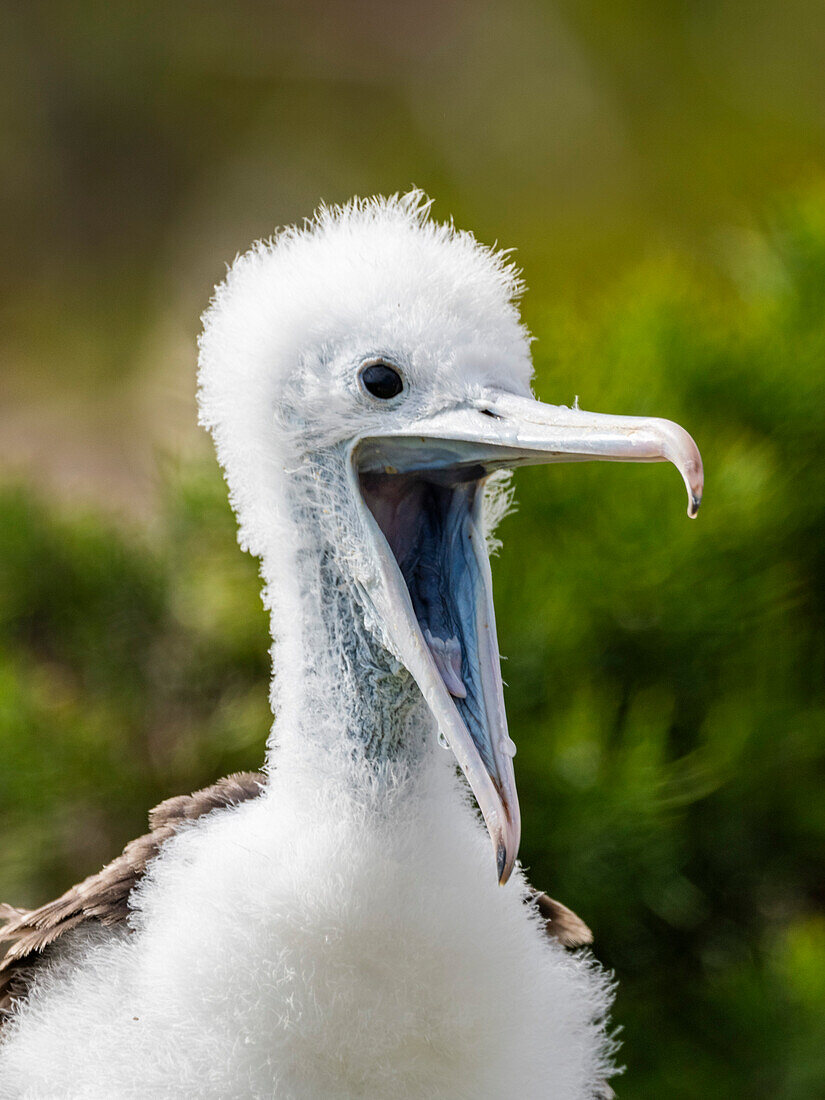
[424, 628, 467, 699]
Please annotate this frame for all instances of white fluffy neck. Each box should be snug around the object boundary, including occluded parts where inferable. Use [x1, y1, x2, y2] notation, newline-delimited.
[261, 446, 433, 786]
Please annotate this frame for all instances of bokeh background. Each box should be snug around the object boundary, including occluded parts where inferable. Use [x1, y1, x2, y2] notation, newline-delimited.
[2, 1, 825, 1094]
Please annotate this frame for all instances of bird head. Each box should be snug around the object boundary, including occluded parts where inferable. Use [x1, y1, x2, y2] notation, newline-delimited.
[198, 192, 703, 884]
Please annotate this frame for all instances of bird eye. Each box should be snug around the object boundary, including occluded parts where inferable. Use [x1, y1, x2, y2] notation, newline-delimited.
[359, 361, 404, 401]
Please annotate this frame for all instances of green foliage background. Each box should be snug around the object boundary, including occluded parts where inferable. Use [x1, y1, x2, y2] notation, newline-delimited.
[2, 2, 825, 1095]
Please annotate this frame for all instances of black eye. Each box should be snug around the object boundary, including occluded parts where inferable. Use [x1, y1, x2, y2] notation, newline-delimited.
[359, 361, 404, 400]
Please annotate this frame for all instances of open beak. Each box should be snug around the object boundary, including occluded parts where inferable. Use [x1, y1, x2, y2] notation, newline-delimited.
[350, 390, 703, 884]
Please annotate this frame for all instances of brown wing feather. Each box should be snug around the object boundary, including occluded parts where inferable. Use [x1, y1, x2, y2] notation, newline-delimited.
[527, 889, 594, 948]
[0, 772, 265, 1018]
[1, 769, 594, 1021]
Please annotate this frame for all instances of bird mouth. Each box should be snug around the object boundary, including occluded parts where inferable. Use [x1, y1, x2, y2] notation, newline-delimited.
[357, 470, 485, 708]
[357, 460, 518, 876]
[350, 390, 704, 884]
[356, 446, 523, 884]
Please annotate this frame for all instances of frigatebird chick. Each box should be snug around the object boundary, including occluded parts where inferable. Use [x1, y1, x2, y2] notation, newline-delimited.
[0, 192, 702, 1099]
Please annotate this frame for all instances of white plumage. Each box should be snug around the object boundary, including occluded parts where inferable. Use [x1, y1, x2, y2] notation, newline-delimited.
[0, 192, 703, 1098]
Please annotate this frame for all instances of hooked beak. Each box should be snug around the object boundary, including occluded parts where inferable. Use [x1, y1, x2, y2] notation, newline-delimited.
[350, 390, 703, 884]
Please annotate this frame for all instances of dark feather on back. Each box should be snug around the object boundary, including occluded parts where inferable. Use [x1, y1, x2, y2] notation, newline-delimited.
[0, 772, 265, 1018]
